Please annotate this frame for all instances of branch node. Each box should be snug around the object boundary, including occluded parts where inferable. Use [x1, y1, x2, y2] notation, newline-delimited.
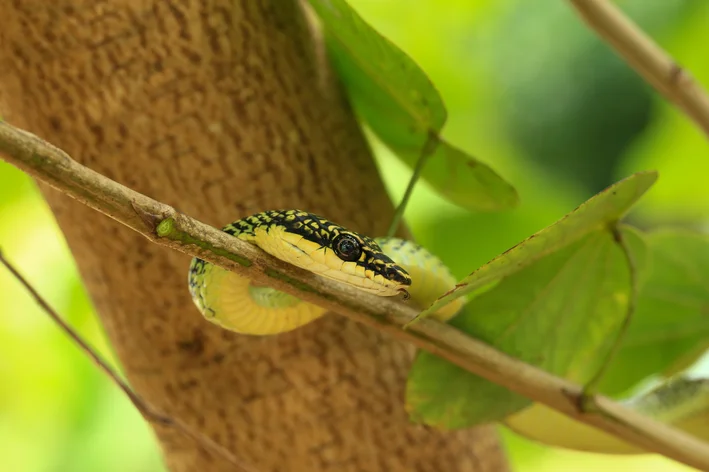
[579, 390, 602, 414]
[669, 63, 685, 88]
[130, 200, 162, 234]
[567, 0, 709, 138]
[156, 217, 176, 238]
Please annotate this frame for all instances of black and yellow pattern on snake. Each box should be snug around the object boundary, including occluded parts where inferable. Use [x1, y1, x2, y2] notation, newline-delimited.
[188, 209, 463, 335]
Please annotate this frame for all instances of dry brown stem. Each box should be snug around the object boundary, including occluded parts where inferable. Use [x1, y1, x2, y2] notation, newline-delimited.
[567, 0, 709, 138]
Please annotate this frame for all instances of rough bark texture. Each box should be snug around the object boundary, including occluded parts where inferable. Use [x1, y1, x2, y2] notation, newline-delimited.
[0, 1, 508, 471]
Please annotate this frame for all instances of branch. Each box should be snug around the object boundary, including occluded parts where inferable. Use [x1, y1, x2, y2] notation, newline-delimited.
[0, 250, 258, 472]
[567, 0, 709, 138]
[386, 132, 438, 238]
[2, 120, 709, 470]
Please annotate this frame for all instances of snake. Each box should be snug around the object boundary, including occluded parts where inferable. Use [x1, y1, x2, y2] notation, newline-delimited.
[187, 209, 464, 335]
[186, 209, 709, 458]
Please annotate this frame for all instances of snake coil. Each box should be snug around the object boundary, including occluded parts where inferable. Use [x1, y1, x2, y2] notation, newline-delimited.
[188, 209, 463, 335]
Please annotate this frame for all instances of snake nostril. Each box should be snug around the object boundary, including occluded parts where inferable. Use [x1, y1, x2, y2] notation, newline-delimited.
[385, 267, 398, 280]
[398, 288, 410, 300]
[385, 266, 410, 285]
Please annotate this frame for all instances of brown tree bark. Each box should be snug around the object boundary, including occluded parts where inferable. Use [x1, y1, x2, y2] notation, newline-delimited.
[0, 1, 508, 471]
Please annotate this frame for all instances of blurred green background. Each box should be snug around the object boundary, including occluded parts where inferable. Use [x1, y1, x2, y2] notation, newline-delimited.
[1, 1, 708, 470]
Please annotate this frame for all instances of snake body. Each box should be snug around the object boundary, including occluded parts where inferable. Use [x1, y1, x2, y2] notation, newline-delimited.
[188, 209, 464, 335]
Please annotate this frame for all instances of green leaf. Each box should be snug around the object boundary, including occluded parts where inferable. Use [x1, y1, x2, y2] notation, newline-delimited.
[406, 228, 635, 429]
[595, 230, 709, 395]
[309, 0, 446, 138]
[418, 171, 657, 319]
[308, 0, 518, 212]
[398, 137, 519, 212]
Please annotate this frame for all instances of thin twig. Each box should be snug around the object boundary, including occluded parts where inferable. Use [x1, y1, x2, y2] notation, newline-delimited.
[567, 0, 709, 138]
[386, 132, 439, 238]
[3, 120, 709, 470]
[582, 224, 639, 397]
[0, 250, 257, 472]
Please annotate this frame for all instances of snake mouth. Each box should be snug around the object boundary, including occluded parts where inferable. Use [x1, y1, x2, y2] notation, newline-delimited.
[398, 288, 410, 300]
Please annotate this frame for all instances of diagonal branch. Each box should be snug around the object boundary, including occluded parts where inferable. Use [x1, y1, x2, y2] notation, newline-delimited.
[0, 251, 257, 472]
[567, 0, 709, 138]
[2, 120, 709, 470]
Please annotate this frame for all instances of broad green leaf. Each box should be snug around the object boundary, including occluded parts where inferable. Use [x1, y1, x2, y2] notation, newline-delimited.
[308, 0, 518, 212]
[397, 138, 519, 212]
[407, 228, 637, 429]
[309, 0, 445, 140]
[419, 171, 657, 319]
[595, 230, 709, 395]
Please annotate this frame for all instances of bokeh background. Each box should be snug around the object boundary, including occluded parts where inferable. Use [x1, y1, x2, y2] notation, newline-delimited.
[1, 0, 708, 470]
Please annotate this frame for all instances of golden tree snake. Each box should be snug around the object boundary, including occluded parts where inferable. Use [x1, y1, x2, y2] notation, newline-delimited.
[187, 209, 709, 457]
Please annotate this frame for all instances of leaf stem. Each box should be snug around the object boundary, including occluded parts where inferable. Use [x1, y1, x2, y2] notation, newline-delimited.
[386, 132, 439, 238]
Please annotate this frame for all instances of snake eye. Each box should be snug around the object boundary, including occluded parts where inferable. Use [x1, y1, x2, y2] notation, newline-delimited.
[333, 234, 362, 262]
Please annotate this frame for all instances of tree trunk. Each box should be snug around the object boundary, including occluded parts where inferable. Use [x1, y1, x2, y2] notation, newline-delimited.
[0, 1, 508, 471]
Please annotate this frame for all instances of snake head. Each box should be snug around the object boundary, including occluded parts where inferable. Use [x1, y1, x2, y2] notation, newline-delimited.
[325, 232, 412, 297]
[252, 210, 412, 297]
